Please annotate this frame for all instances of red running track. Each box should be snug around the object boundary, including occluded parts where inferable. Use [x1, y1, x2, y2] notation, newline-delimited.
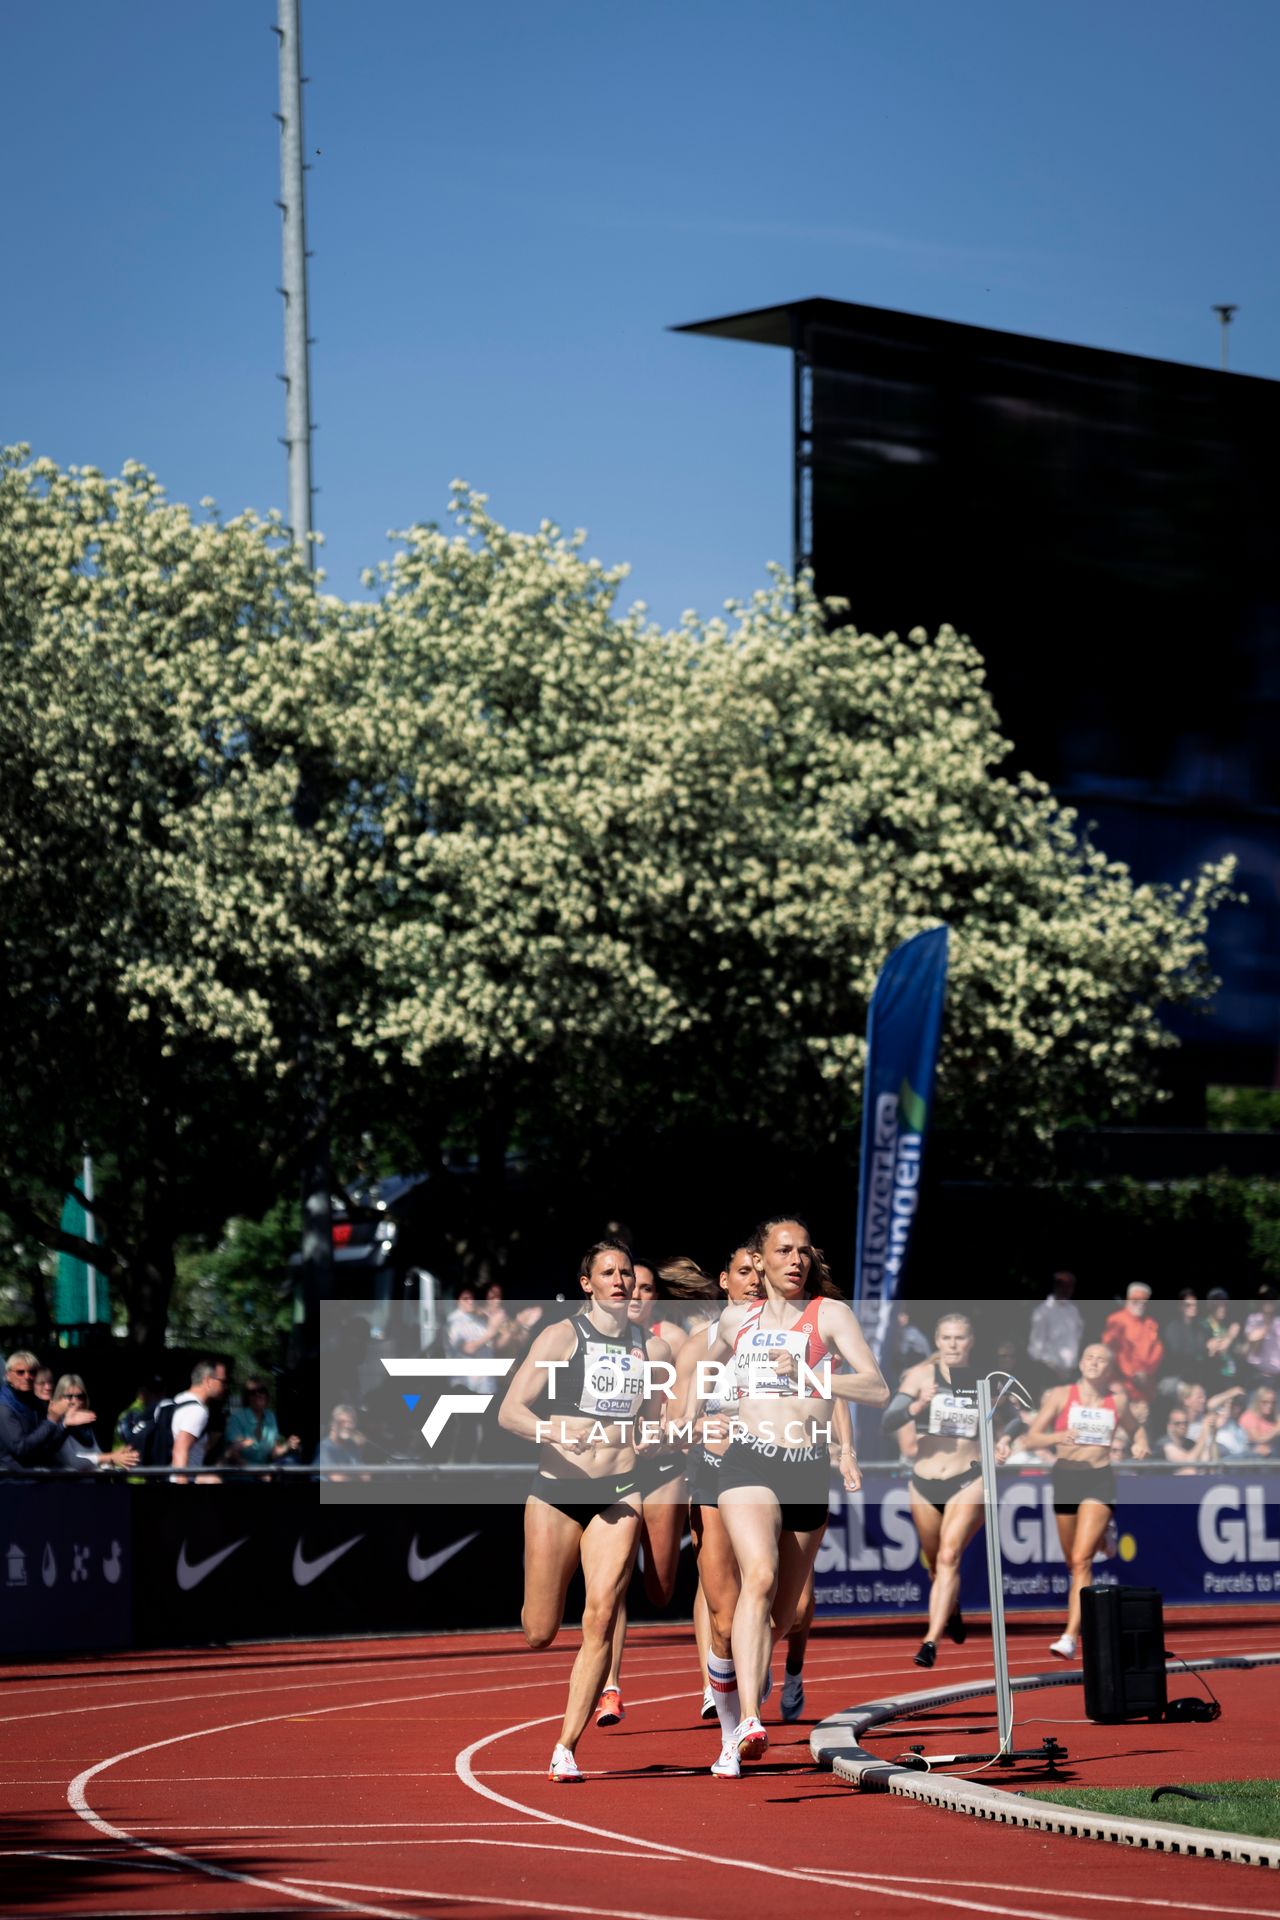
[4, 1615, 1280, 1920]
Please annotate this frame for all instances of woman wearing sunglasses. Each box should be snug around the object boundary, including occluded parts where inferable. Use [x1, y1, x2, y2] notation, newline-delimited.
[49, 1374, 139, 1471]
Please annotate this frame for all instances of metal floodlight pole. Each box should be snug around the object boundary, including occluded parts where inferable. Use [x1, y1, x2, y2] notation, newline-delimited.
[978, 1372, 1014, 1757]
[1212, 304, 1237, 373]
[274, 0, 331, 1341]
[276, 0, 314, 554]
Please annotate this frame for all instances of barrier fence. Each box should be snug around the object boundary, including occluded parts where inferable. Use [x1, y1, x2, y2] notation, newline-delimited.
[3, 1461, 1277, 1656]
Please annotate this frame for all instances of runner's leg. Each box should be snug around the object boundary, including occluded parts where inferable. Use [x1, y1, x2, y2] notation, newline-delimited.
[639, 1473, 688, 1605]
[521, 1496, 584, 1650]
[1062, 1497, 1111, 1640]
[556, 1505, 642, 1752]
[924, 1479, 985, 1645]
[719, 1488, 782, 1721]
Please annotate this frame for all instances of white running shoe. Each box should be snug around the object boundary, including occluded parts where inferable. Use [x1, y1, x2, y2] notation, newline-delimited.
[547, 1743, 584, 1782]
[780, 1671, 805, 1722]
[1049, 1633, 1078, 1660]
[734, 1715, 768, 1762]
[710, 1741, 741, 1778]
[700, 1686, 717, 1721]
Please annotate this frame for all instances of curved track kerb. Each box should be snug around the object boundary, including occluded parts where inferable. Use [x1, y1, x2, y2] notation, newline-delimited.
[811, 1651, 1280, 1870]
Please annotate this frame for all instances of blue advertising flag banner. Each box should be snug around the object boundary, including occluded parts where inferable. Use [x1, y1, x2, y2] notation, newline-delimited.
[853, 925, 949, 1352]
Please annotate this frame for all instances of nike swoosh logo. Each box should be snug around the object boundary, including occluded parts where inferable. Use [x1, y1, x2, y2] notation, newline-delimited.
[292, 1535, 363, 1587]
[176, 1537, 249, 1592]
[407, 1531, 480, 1583]
[614, 1483, 637, 1497]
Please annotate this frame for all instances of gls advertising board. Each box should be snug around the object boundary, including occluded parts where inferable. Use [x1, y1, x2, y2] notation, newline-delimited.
[813, 1468, 1280, 1615]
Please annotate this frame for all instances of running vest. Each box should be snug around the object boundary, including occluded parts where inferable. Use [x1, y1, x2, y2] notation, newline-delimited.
[1054, 1382, 1117, 1448]
[915, 1365, 979, 1441]
[732, 1298, 831, 1398]
[556, 1310, 649, 1421]
[703, 1318, 739, 1416]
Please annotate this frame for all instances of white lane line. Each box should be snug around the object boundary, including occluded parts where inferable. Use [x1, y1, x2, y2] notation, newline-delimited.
[299, 1864, 1075, 1920]
[133, 1839, 676, 1862]
[812, 1874, 1280, 1918]
[454, 1681, 1088, 1917]
[288, 1876, 715, 1920]
[67, 1820, 544, 1830]
[66, 1673, 656, 1920]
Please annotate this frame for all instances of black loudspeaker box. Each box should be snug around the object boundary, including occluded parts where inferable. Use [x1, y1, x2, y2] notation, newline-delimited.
[1080, 1585, 1168, 1723]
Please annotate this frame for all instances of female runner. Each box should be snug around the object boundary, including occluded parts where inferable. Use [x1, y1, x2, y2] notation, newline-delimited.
[681, 1247, 855, 1726]
[498, 1239, 671, 1781]
[696, 1215, 888, 1775]
[1022, 1341, 1149, 1658]
[882, 1312, 1008, 1670]
[596, 1256, 714, 1726]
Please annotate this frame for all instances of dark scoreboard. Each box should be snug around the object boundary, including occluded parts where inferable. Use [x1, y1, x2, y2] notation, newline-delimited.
[677, 299, 1280, 1086]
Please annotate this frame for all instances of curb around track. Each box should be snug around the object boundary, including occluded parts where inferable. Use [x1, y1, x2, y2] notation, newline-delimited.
[810, 1652, 1280, 1871]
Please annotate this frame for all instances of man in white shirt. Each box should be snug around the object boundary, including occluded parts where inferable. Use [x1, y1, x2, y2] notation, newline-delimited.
[1027, 1271, 1084, 1389]
[171, 1360, 226, 1483]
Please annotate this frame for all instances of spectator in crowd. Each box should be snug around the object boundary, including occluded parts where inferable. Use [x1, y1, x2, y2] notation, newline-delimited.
[201, 1359, 232, 1468]
[884, 1305, 932, 1381]
[0, 1351, 94, 1467]
[1160, 1402, 1213, 1473]
[224, 1376, 301, 1468]
[482, 1280, 543, 1355]
[1202, 1288, 1241, 1387]
[116, 1375, 165, 1453]
[171, 1360, 226, 1483]
[1102, 1282, 1164, 1397]
[1159, 1289, 1210, 1395]
[48, 1374, 138, 1471]
[1027, 1271, 1084, 1391]
[1242, 1291, 1280, 1386]
[1181, 1381, 1252, 1460]
[1198, 1388, 1253, 1460]
[443, 1285, 505, 1462]
[315, 1403, 369, 1481]
[33, 1365, 54, 1405]
[445, 1287, 502, 1383]
[1240, 1385, 1279, 1455]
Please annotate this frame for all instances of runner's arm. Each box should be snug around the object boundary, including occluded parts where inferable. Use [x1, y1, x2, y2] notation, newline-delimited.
[497, 1321, 584, 1444]
[1021, 1385, 1070, 1452]
[819, 1301, 890, 1407]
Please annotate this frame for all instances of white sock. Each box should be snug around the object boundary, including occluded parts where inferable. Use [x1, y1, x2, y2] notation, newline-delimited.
[707, 1652, 740, 1743]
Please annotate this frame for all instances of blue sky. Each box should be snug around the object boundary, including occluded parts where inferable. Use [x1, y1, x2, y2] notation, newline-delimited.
[5, 0, 1276, 625]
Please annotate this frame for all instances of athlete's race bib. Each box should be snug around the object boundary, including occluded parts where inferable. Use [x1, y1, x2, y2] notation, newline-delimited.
[734, 1328, 813, 1398]
[580, 1343, 646, 1420]
[927, 1392, 979, 1440]
[1066, 1401, 1115, 1448]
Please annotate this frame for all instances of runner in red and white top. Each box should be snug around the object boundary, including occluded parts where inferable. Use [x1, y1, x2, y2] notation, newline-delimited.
[1023, 1341, 1149, 1659]
[692, 1215, 888, 1776]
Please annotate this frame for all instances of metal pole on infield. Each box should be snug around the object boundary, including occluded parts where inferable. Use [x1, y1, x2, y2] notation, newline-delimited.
[977, 1371, 1027, 1758]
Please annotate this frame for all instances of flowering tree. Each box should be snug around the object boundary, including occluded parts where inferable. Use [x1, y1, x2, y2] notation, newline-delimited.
[342, 489, 1233, 1163]
[0, 450, 344, 1342]
[0, 453, 1234, 1333]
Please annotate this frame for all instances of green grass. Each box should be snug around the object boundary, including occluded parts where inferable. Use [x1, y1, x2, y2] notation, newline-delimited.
[1033, 1781, 1280, 1843]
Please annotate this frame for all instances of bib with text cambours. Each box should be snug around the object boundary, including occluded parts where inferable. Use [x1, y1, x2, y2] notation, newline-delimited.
[927, 1392, 979, 1440]
[1066, 1400, 1115, 1447]
[734, 1328, 819, 1398]
[579, 1342, 647, 1420]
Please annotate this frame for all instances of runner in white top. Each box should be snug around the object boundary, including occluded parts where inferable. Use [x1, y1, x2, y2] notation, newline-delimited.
[693, 1216, 888, 1775]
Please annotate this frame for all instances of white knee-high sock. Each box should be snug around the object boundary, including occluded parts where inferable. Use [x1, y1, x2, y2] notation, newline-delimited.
[707, 1652, 740, 1742]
